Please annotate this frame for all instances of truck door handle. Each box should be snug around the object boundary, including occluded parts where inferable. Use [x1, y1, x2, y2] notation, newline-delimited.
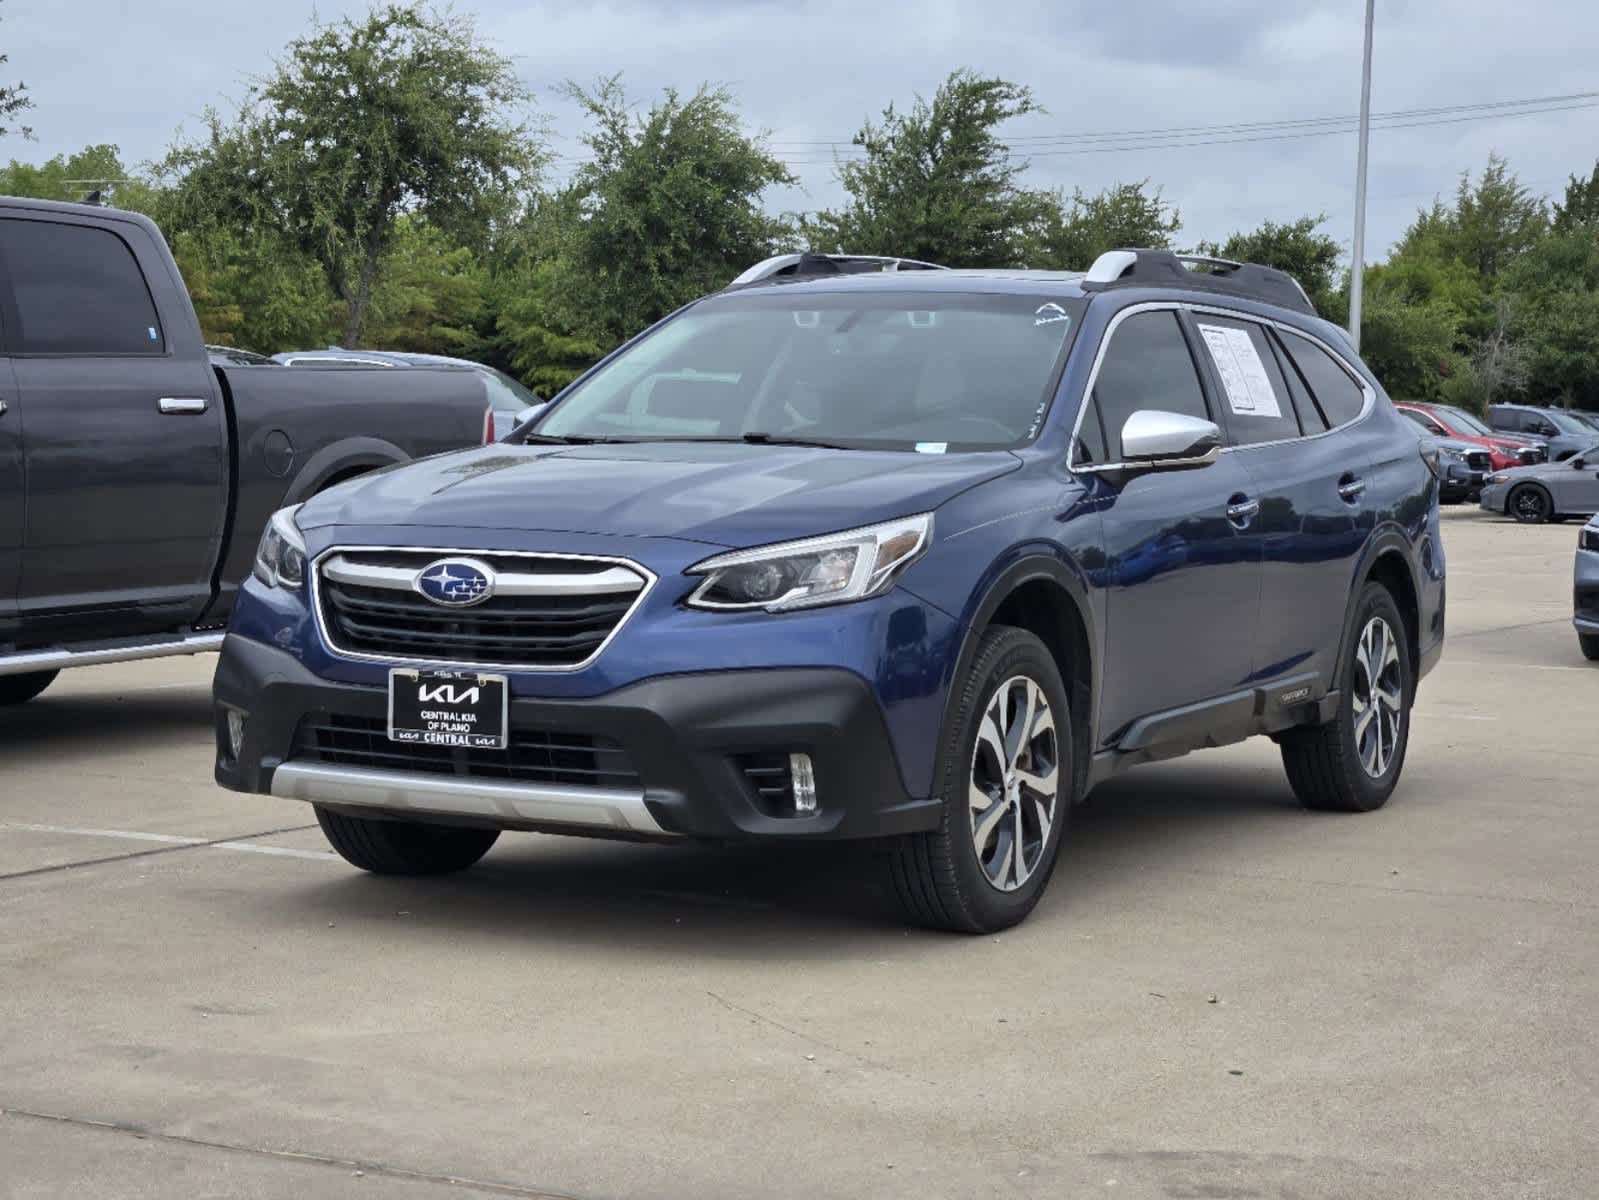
[1337, 476, 1367, 502]
[159, 397, 208, 415]
[1226, 496, 1261, 526]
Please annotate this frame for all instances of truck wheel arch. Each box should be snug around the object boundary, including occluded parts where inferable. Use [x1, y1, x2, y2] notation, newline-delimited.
[281, 437, 411, 507]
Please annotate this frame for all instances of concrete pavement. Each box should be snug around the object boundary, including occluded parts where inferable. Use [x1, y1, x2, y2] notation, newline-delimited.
[2, 505, 1595, 1199]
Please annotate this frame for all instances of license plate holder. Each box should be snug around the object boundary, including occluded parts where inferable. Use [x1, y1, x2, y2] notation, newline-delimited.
[388, 669, 508, 750]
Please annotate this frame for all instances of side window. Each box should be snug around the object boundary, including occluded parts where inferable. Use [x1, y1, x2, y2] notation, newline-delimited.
[1279, 330, 1366, 428]
[0, 218, 165, 355]
[1077, 310, 1208, 463]
[1526, 413, 1558, 437]
[1399, 408, 1443, 435]
[1488, 408, 1516, 432]
[1192, 315, 1301, 445]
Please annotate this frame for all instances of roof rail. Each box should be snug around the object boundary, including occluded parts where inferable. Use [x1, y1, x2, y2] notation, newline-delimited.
[1081, 248, 1316, 316]
[728, 253, 947, 288]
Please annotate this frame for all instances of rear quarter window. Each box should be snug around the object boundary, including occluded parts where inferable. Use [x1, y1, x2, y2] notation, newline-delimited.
[1278, 330, 1366, 428]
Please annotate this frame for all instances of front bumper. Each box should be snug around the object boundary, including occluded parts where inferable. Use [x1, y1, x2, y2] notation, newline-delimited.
[213, 634, 936, 842]
[1479, 481, 1510, 513]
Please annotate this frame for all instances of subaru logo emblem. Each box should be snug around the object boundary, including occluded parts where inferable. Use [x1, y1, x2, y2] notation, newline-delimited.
[413, 558, 495, 608]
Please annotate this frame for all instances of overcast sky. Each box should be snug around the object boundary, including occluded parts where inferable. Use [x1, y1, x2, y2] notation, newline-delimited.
[5, 0, 1597, 263]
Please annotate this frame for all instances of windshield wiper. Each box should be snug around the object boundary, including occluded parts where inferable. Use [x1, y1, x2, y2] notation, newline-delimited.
[738, 432, 857, 450]
[519, 432, 626, 445]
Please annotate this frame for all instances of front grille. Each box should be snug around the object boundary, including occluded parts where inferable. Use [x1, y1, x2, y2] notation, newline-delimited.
[1466, 451, 1491, 471]
[316, 549, 649, 669]
[291, 714, 640, 789]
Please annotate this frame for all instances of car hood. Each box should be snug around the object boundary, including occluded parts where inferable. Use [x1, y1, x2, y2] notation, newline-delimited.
[296, 441, 1022, 549]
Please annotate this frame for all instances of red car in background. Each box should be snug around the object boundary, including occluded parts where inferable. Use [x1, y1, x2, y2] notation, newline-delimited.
[1395, 401, 1547, 471]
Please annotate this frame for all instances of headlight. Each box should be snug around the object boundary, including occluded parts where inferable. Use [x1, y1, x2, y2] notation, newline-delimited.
[252, 505, 307, 588]
[1439, 447, 1466, 463]
[1488, 473, 1512, 485]
[686, 514, 932, 612]
[1581, 526, 1599, 553]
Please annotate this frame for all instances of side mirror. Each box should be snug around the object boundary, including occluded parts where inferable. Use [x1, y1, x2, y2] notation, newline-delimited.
[1573, 458, 1587, 470]
[1120, 410, 1222, 470]
[514, 401, 549, 427]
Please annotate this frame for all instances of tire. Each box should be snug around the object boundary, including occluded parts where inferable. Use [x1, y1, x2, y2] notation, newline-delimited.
[1279, 582, 1413, 813]
[1581, 633, 1599, 662]
[314, 805, 499, 875]
[887, 626, 1072, 933]
[1509, 484, 1553, 524]
[0, 670, 59, 706]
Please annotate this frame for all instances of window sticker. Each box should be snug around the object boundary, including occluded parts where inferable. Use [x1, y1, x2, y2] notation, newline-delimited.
[1034, 302, 1071, 327]
[1198, 323, 1281, 418]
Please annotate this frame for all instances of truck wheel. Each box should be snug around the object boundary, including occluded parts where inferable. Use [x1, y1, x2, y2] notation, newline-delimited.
[886, 626, 1072, 933]
[314, 805, 499, 874]
[1509, 484, 1552, 524]
[0, 670, 59, 706]
[1279, 582, 1413, 813]
[1581, 634, 1599, 662]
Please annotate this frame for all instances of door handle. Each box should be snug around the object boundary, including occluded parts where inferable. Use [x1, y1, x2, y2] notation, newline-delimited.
[1226, 496, 1261, 526]
[1337, 477, 1367, 502]
[159, 397, 208, 415]
[0, 399, 7, 417]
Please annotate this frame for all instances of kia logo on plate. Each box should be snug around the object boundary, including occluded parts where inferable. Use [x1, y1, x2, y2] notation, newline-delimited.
[414, 558, 496, 607]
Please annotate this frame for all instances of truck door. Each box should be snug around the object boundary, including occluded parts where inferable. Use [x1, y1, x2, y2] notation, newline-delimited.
[0, 213, 226, 640]
[0, 355, 19, 625]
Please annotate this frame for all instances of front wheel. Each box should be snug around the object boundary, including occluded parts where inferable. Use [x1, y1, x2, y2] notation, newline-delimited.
[0, 670, 59, 706]
[1509, 484, 1553, 524]
[1279, 582, 1414, 813]
[886, 626, 1072, 933]
[314, 806, 499, 874]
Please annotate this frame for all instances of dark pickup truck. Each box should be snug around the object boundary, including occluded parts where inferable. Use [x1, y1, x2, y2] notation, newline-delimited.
[0, 197, 493, 704]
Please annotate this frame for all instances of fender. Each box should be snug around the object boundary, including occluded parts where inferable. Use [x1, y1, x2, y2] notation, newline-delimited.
[281, 436, 411, 507]
[935, 547, 1099, 797]
[1330, 521, 1425, 694]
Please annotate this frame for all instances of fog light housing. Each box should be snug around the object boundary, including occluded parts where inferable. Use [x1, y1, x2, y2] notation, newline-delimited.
[225, 709, 247, 761]
[789, 753, 817, 815]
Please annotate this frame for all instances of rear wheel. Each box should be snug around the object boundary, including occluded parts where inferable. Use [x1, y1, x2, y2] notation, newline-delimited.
[0, 670, 59, 706]
[1580, 633, 1599, 662]
[314, 806, 499, 874]
[887, 626, 1072, 933]
[1509, 484, 1553, 524]
[1279, 582, 1413, 813]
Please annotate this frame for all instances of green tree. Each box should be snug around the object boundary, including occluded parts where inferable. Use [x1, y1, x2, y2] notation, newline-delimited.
[1552, 161, 1599, 232]
[1396, 154, 1545, 283]
[1196, 215, 1343, 315]
[1500, 228, 1599, 409]
[0, 144, 162, 208]
[1026, 180, 1180, 269]
[497, 78, 793, 389]
[362, 218, 490, 355]
[804, 70, 1056, 267]
[164, 3, 542, 347]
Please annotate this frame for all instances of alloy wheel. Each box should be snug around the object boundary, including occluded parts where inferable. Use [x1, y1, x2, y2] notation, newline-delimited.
[1513, 487, 1548, 521]
[1351, 616, 1404, 778]
[969, 675, 1060, 892]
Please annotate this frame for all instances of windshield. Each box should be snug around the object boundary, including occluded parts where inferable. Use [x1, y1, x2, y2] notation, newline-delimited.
[1439, 406, 1491, 435]
[535, 292, 1084, 451]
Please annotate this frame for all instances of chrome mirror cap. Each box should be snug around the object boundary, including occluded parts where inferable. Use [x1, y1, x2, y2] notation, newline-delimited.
[1120, 410, 1222, 468]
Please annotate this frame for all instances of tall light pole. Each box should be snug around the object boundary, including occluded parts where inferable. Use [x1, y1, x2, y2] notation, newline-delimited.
[1348, 0, 1375, 350]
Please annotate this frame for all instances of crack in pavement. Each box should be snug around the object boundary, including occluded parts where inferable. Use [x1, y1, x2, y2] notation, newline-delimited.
[0, 1106, 586, 1199]
[0, 825, 319, 883]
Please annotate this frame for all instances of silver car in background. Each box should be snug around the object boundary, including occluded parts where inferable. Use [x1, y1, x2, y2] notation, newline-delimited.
[1479, 441, 1599, 524]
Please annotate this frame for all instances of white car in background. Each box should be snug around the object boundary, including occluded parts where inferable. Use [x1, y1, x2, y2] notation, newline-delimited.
[274, 349, 545, 439]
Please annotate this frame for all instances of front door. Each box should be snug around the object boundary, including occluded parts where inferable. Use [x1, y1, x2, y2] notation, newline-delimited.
[0, 213, 226, 640]
[1073, 307, 1262, 746]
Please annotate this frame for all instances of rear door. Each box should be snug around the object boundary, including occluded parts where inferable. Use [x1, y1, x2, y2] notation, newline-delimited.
[1075, 307, 1262, 745]
[1189, 312, 1374, 693]
[0, 213, 226, 638]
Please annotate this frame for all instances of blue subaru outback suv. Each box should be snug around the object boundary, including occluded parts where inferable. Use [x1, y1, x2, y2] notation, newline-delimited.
[214, 249, 1445, 932]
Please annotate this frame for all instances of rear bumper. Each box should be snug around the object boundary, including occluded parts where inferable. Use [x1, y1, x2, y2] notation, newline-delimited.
[213, 633, 935, 842]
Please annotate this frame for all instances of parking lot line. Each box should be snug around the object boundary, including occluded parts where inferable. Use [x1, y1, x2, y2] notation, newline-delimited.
[0, 822, 333, 865]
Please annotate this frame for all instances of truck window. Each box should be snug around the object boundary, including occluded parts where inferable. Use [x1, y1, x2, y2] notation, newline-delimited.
[0, 218, 165, 355]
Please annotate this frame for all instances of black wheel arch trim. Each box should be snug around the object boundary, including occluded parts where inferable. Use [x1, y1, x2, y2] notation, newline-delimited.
[937, 550, 1098, 800]
[1331, 524, 1425, 694]
[281, 437, 411, 507]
